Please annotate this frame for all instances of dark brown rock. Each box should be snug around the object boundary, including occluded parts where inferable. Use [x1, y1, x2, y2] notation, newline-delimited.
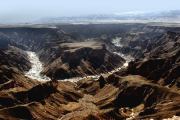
[42, 42, 125, 80]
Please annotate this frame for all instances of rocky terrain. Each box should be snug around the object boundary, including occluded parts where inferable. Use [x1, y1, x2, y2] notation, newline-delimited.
[121, 30, 180, 89]
[0, 23, 179, 120]
[0, 27, 124, 80]
[42, 41, 124, 80]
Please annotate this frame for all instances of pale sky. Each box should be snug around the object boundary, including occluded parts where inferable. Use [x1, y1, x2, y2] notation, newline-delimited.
[0, 0, 180, 23]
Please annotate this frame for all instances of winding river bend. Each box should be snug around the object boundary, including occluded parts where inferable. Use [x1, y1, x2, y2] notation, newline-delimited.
[25, 51, 133, 82]
[25, 39, 134, 82]
[25, 47, 137, 120]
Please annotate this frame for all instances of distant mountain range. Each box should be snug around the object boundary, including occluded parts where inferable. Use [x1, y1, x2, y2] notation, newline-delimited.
[0, 10, 180, 25]
[39, 10, 180, 24]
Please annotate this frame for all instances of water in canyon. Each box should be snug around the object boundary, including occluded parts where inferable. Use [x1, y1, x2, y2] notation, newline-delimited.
[25, 37, 134, 82]
[25, 51, 51, 81]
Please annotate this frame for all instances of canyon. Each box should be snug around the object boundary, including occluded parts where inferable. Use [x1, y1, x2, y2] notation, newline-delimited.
[0, 23, 179, 120]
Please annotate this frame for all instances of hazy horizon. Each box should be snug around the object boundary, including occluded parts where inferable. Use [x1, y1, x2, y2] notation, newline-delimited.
[0, 0, 180, 23]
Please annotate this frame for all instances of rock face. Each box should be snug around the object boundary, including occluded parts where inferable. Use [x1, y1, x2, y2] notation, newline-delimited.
[126, 31, 180, 90]
[0, 80, 83, 120]
[0, 46, 31, 72]
[0, 45, 37, 91]
[0, 43, 32, 90]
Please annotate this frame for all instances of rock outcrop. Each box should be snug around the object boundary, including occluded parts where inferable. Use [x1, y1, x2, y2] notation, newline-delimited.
[126, 31, 180, 90]
[42, 42, 125, 80]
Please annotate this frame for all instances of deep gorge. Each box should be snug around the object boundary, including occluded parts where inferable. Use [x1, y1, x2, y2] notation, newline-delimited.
[0, 23, 179, 120]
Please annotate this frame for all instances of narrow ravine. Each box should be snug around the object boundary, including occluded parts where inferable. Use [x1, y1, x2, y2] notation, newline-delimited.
[25, 51, 51, 81]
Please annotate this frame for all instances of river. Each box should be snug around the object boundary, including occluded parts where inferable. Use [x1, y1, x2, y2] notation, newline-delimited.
[25, 42, 179, 120]
[25, 38, 133, 82]
[25, 51, 51, 81]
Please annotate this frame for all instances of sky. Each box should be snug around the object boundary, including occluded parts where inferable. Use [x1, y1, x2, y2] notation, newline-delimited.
[0, 0, 180, 23]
